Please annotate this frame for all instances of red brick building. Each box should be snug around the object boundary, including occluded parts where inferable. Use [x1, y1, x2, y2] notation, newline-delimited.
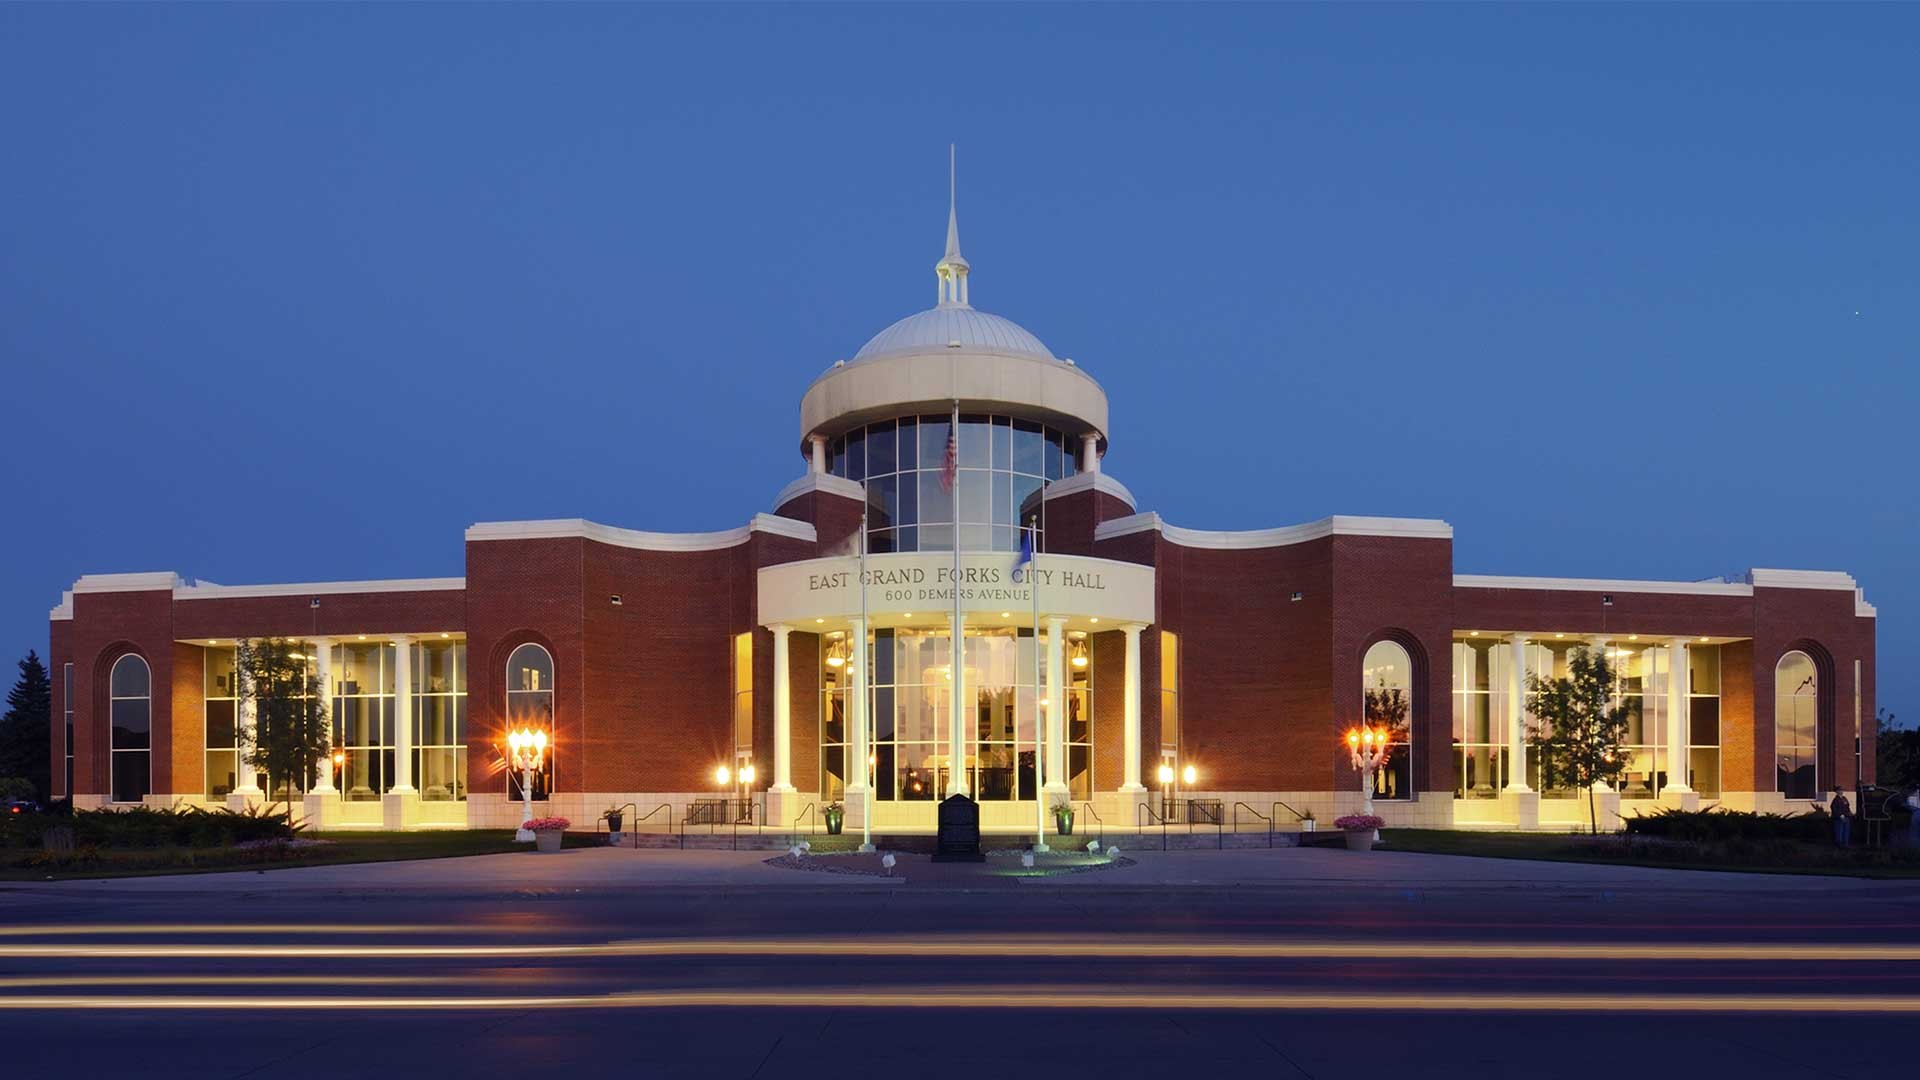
[46, 205, 1877, 833]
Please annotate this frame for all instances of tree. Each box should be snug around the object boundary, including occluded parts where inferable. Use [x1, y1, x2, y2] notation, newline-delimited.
[0, 651, 52, 801]
[1876, 708, 1917, 792]
[1526, 644, 1635, 835]
[234, 639, 330, 827]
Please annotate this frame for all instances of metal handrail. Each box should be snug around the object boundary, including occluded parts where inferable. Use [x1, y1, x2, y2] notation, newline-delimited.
[1136, 800, 1169, 850]
[629, 802, 678, 849]
[790, 802, 818, 838]
[1271, 799, 1310, 823]
[1233, 802, 1272, 848]
[1076, 801, 1105, 849]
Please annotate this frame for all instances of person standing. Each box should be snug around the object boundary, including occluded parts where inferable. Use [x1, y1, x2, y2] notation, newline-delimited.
[1829, 788, 1853, 848]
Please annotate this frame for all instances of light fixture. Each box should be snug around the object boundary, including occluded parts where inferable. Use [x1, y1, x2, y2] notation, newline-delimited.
[1468, 631, 1479, 637]
[1182, 764, 1197, 785]
[903, 612, 912, 618]
[209, 639, 221, 645]
[1556, 633, 1566, 639]
[816, 618, 825, 624]
[1001, 611, 1011, 618]
[739, 763, 756, 785]
[441, 633, 450, 639]
[357, 634, 367, 641]
[1157, 763, 1174, 785]
[1698, 636, 1709, 643]
[715, 764, 731, 786]
[1289, 591, 1304, 602]
[1628, 634, 1638, 641]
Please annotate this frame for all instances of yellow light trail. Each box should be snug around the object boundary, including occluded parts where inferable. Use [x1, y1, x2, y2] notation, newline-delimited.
[2, 986, 1919, 1014]
[0, 974, 521, 989]
[0, 924, 515, 938]
[2, 937, 1914, 963]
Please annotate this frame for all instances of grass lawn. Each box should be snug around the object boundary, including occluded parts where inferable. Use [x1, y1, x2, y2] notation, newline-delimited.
[1383, 828, 1920, 879]
[0, 829, 603, 882]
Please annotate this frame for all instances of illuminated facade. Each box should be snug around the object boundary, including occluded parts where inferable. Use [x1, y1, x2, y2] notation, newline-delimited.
[46, 191, 1879, 833]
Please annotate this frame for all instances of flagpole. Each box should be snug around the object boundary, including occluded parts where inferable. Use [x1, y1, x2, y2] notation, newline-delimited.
[949, 398, 965, 801]
[1031, 505, 1048, 853]
[858, 503, 875, 854]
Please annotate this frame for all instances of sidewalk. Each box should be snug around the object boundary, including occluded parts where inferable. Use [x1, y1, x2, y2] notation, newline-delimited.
[16, 843, 1914, 898]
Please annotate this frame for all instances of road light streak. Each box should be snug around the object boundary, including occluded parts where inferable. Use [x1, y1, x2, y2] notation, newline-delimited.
[0, 924, 515, 938]
[2, 987, 1919, 1014]
[4, 938, 1918, 963]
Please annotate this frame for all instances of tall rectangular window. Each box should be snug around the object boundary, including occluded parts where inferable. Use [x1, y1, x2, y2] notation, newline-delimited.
[733, 632, 753, 760]
[413, 639, 467, 801]
[333, 642, 395, 801]
[1688, 645, 1722, 797]
[62, 663, 73, 799]
[204, 646, 239, 800]
[1159, 631, 1179, 779]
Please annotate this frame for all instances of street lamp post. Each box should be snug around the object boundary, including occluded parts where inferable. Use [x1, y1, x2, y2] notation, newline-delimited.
[508, 728, 548, 842]
[1345, 727, 1389, 837]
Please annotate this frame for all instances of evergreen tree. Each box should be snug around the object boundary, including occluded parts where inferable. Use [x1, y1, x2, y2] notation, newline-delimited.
[0, 651, 54, 801]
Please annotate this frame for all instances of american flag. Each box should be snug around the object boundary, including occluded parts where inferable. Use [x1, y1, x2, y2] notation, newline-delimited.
[939, 422, 958, 493]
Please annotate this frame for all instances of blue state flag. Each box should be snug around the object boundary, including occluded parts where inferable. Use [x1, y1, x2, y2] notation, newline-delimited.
[1014, 527, 1034, 580]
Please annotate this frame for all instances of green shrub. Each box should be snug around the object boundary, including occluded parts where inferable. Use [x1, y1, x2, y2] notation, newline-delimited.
[1625, 806, 1828, 843]
[2, 805, 295, 850]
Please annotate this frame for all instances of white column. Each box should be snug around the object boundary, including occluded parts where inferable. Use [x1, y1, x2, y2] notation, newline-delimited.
[1119, 624, 1146, 793]
[846, 618, 869, 801]
[1666, 638, 1692, 792]
[234, 650, 261, 797]
[310, 639, 335, 793]
[809, 435, 827, 475]
[1080, 433, 1100, 474]
[1043, 615, 1069, 797]
[1505, 635, 1531, 792]
[389, 636, 415, 794]
[770, 625, 794, 793]
[948, 611, 969, 797]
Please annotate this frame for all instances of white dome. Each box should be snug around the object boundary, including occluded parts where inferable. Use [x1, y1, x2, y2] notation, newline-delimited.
[853, 306, 1054, 362]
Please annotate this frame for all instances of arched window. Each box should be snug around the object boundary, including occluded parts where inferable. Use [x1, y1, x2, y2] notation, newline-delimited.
[108, 654, 151, 804]
[1775, 650, 1819, 799]
[505, 643, 554, 800]
[1362, 640, 1413, 801]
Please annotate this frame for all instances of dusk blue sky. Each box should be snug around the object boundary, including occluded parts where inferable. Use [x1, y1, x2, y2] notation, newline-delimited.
[2, 5, 1913, 720]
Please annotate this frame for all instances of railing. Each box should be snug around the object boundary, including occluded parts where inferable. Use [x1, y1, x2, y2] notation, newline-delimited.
[684, 798, 759, 850]
[790, 802, 819, 838]
[628, 802, 678, 849]
[1136, 800, 1169, 850]
[1271, 799, 1310, 824]
[1075, 801, 1105, 850]
[601, 802, 637, 848]
[1233, 802, 1273, 848]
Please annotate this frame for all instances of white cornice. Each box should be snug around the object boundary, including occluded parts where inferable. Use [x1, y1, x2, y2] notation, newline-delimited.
[1454, 574, 1753, 597]
[466, 514, 816, 552]
[49, 591, 73, 621]
[1856, 591, 1877, 618]
[772, 472, 867, 511]
[72, 572, 185, 594]
[1746, 569, 1860, 592]
[1039, 470, 1137, 511]
[176, 578, 466, 601]
[1095, 513, 1451, 550]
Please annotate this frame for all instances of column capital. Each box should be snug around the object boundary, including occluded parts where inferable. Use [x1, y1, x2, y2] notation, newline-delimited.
[389, 633, 415, 646]
[1043, 614, 1068, 629]
[309, 635, 336, 647]
[768, 622, 792, 635]
[1506, 632, 1530, 645]
[1119, 622, 1147, 634]
[1667, 635, 1691, 648]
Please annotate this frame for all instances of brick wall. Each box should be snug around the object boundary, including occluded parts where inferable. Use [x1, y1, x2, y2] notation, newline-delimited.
[170, 642, 204, 799]
[1332, 534, 1455, 794]
[48, 618, 71, 798]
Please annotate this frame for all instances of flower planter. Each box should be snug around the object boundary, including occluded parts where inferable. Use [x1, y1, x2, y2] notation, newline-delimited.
[1343, 829, 1374, 852]
[824, 812, 844, 835]
[534, 829, 564, 853]
[1054, 815, 1074, 837]
[1301, 819, 1317, 832]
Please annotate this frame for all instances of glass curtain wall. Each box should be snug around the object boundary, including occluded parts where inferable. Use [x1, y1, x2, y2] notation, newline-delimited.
[819, 626, 1088, 802]
[108, 654, 151, 804]
[1362, 640, 1414, 800]
[1607, 642, 1669, 799]
[1449, 639, 1505, 798]
[333, 642, 394, 801]
[1775, 650, 1819, 798]
[204, 646, 239, 800]
[1159, 631, 1179, 787]
[828, 414, 1078, 553]
[412, 639, 466, 801]
[505, 643, 554, 799]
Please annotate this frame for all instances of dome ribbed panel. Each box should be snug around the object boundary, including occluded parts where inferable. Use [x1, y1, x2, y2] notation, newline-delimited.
[854, 307, 1054, 361]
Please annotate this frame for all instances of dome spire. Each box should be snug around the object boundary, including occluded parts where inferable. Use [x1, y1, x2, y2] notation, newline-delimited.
[935, 143, 970, 309]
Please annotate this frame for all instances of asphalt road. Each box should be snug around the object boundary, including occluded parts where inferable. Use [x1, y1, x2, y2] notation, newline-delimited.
[5, 849, 1918, 1079]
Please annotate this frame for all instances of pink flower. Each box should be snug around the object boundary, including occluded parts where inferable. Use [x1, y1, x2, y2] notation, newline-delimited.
[524, 816, 572, 832]
[1333, 814, 1385, 831]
